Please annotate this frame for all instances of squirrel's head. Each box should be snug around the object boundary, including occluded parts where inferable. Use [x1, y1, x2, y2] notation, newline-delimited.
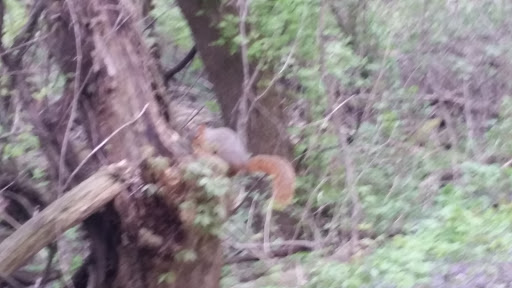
[188, 123, 207, 149]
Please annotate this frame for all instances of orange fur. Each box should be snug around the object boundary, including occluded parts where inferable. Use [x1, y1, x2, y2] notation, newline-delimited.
[192, 125, 296, 207]
[246, 155, 296, 207]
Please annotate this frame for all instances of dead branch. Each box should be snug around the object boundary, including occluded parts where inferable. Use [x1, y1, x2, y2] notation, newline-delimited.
[58, 0, 85, 195]
[62, 103, 148, 192]
[0, 168, 48, 207]
[164, 45, 197, 83]
[0, 167, 127, 278]
[35, 242, 57, 288]
[225, 240, 315, 264]
[236, 0, 252, 146]
[2, 268, 60, 286]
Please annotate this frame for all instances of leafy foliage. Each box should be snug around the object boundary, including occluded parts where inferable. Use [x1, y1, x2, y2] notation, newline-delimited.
[182, 158, 231, 235]
[2, 131, 40, 160]
[309, 185, 512, 288]
[2, 0, 26, 46]
[209, 0, 512, 287]
[3, 0, 512, 287]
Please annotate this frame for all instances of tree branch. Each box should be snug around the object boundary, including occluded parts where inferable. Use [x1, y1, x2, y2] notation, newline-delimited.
[164, 45, 197, 83]
[1, 268, 60, 286]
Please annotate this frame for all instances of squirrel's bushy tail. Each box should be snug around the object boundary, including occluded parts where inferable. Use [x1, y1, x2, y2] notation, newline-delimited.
[246, 155, 296, 208]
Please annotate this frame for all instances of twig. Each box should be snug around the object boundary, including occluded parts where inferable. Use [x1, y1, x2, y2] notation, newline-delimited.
[263, 196, 273, 255]
[1, 191, 36, 216]
[289, 177, 327, 254]
[0, 276, 23, 288]
[164, 46, 197, 83]
[318, 0, 360, 255]
[175, 70, 204, 106]
[34, 243, 57, 288]
[62, 104, 149, 192]
[246, 197, 256, 234]
[0, 33, 50, 58]
[244, 6, 306, 127]
[225, 240, 318, 264]
[236, 0, 251, 146]
[0, 211, 21, 229]
[463, 80, 479, 158]
[320, 95, 355, 127]
[180, 105, 205, 131]
[0, 180, 15, 194]
[232, 62, 260, 134]
[229, 174, 266, 215]
[501, 159, 512, 169]
[362, 33, 393, 121]
[9, 92, 21, 133]
[59, 0, 84, 195]
[246, 18, 303, 117]
[229, 240, 319, 250]
[233, 3, 307, 151]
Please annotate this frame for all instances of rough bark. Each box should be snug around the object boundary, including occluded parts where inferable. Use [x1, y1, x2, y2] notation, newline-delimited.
[40, 0, 224, 287]
[0, 0, 229, 287]
[175, 0, 293, 158]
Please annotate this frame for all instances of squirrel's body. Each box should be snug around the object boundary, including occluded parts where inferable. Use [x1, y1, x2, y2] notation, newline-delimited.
[193, 125, 295, 207]
[201, 127, 251, 171]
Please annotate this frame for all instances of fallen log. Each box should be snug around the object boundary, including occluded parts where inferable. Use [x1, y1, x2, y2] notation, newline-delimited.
[0, 168, 126, 278]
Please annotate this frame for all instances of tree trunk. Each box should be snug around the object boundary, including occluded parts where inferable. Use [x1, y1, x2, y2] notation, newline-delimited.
[175, 0, 293, 158]
[37, 0, 224, 287]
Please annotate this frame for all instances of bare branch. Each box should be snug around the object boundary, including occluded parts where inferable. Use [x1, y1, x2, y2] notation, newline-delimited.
[0, 170, 47, 207]
[225, 240, 316, 264]
[59, 0, 84, 195]
[34, 242, 57, 288]
[236, 0, 251, 146]
[164, 45, 197, 83]
[1, 269, 60, 287]
[62, 103, 149, 192]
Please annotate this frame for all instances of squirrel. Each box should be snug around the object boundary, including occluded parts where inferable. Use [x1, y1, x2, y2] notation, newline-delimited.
[192, 124, 296, 208]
